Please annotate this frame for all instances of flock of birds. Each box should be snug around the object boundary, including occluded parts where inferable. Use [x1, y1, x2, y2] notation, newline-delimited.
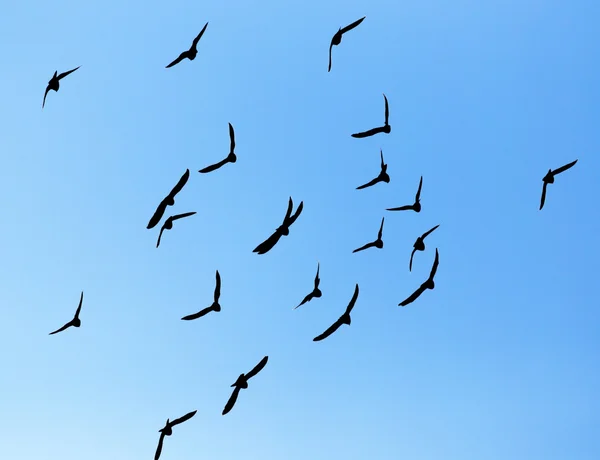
[43, 15, 579, 460]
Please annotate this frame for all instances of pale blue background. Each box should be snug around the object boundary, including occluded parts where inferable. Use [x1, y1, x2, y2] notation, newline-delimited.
[1, 1, 599, 459]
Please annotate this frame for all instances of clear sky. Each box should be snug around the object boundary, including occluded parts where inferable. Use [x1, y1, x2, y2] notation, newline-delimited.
[1, 1, 599, 459]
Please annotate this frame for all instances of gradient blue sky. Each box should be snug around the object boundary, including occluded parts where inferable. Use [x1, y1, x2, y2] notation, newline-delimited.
[1, 1, 599, 459]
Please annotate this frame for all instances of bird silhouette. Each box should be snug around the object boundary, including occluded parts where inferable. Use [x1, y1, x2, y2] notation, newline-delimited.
[294, 263, 322, 309]
[222, 356, 269, 415]
[356, 149, 390, 190]
[49, 291, 84, 335]
[539, 159, 578, 210]
[399, 248, 439, 307]
[42, 66, 80, 109]
[253, 197, 303, 255]
[199, 123, 237, 173]
[409, 225, 440, 272]
[351, 93, 391, 138]
[387, 176, 423, 213]
[181, 270, 222, 320]
[328, 16, 366, 72]
[156, 212, 196, 248]
[353, 217, 385, 253]
[154, 410, 197, 460]
[147, 169, 190, 230]
[313, 284, 359, 342]
[166, 22, 209, 68]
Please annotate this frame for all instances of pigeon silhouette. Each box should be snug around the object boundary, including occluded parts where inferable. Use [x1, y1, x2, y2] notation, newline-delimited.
[351, 93, 391, 138]
[328, 16, 366, 72]
[387, 176, 423, 213]
[49, 291, 84, 335]
[356, 149, 390, 190]
[539, 159, 578, 210]
[42, 66, 80, 109]
[222, 356, 269, 415]
[166, 22, 209, 68]
[313, 284, 359, 342]
[147, 169, 190, 230]
[253, 197, 303, 255]
[409, 225, 440, 271]
[399, 248, 439, 307]
[353, 217, 385, 253]
[294, 263, 322, 309]
[154, 410, 197, 460]
[156, 212, 196, 248]
[181, 270, 222, 320]
[199, 123, 237, 173]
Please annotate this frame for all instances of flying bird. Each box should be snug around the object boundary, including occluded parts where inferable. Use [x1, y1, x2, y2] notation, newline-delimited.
[154, 410, 197, 460]
[353, 217, 385, 253]
[42, 66, 80, 109]
[539, 159, 578, 210]
[328, 16, 366, 72]
[387, 176, 423, 213]
[253, 197, 303, 255]
[199, 123, 237, 173]
[399, 248, 439, 307]
[166, 22, 209, 68]
[409, 225, 440, 271]
[313, 284, 359, 342]
[351, 93, 391, 138]
[156, 212, 196, 248]
[49, 291, 84, 335]
[294, 263, 322, 309]
[356, 149, 390, 190]
[222, 356, 269, 415]
[181, 270, 222, 320]
[147, 169, 190, 230]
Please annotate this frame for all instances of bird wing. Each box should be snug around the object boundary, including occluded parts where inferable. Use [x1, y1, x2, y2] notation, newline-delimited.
[399, 283, 427, 307]
[352, 241, 376, 253]
[170, 410, 197, 426]
[383, 93, 389, 125]
[553, 159, 578, 175]
[328, 42, 334, 72]
[253, 230, 283, 254]
[313, 317, 343, 342]
[181, 305, 214, 320]
[228, 123, 235, 152]
[147, 199, 168, 230]
[340, 16, 366, 34]
[345, 283, 360, 315]
[539, 181, 548, 210]
[154, 432, 166, 460]
[222, 386, 241, 415]
[386, 205, 412, 211]
[214, 270, 221, 302]
[377, 217, 385, 240]
[294, 292, 314, 309]
[171, 211, 197, 221]
[287, 201, 304, 226]
[356, 176, 380, 190]
[57, 66, 80, 80]
[156, 226, 166, 248]
[351, 126, 383, 138]
[283, 197, 294, 222]
[48, 321, 74, 335]
[409, 248, 417, 272]
[166, 51, 188, 69]
[74, 291, 84, 319]
[422, 224, 440, 240]
[191, 22, 209, 49]
[314, 263, 320, 288]
[199, 157, 229, 173]
[246, 356, 269, 380]
[380, 149, 385, 169]
[169, 169, 190, 197]
[429, 248, 439, 280]
[42, 85, 51, 109]
[415, 176, 423, 201]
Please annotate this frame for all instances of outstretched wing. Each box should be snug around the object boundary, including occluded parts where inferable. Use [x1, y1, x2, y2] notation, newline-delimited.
[57, 66, 80, 80]
[199, 157, 228, 173]
[42, 85, 51, 109]
[328, 42, 334, 72]
[399, 284, 427, 307]
[156, 226, 166, 248]
[253, 230, 283, 255]
[73, 291, 84, 319]
[356, 176, 380, 190]
[351, 126, 384, 138]
[246, 356, 269, 380]
[314, 263, 320, 288]
[409, 248, 417, 272]
[287, 201, 304, 226]
[313, 316, 343, 342]
[429, 248, 440, 280]
[170, 410, 197, 426]
[214, 270, 221, 302]
[340, 16, 366, 34]
[166, 51, 188, 69]
[154, 432, 166, 460]
[422, 224, 440, 240]
[222, 386, 241, 415]
[294, 291, 314, 309]
[380, 149, 385, 169]
[228, 123, 235, 153]
[344, 284, 360, 315]
[352, 241, 375, 253]
[415, 176, 423, 201]
[169, 169, 190, 198]
[383, 93, 389, 125]
[386, 205, 412, 211]
[181, 305, 214, 321]
[539, 181, 548, 210]
[171, 211, 197, 221]
[147, 200, 168, 230]
[377, 217, 385, 240]
[553, 159, 578, 175]
[49, 321, 73, 335]
[191, 22, 209, 50]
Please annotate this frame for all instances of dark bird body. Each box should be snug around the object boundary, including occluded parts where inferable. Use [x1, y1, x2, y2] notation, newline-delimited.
[199, 123, 237, 173]
[356, 149, 390, 190]
[154, 410, 197, 460]
[399, 248, 439, 307]
[351, 93, 391, 138]
[166, 22, 209, 68]
[49, 291, 84, 335]
[294, 263, 322, 309]
[42, 66, 80, 109]
[353, 217, 385, 253]
[387, 176, 423, 213]
[409, 225, 440, 271]
[182, 270, 222, 320]
[147, 169, 190, 230]
[539, 159, 578, 210]
[223, 356, 269, 415]
[313, 284, 359, 342]
[253, 197, 303, 255]
[156, 212, 196, 248]
[328, 16, 366, 72]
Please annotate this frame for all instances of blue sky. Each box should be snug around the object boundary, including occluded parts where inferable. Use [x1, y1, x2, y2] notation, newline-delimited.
[1, 1, 599, 459]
